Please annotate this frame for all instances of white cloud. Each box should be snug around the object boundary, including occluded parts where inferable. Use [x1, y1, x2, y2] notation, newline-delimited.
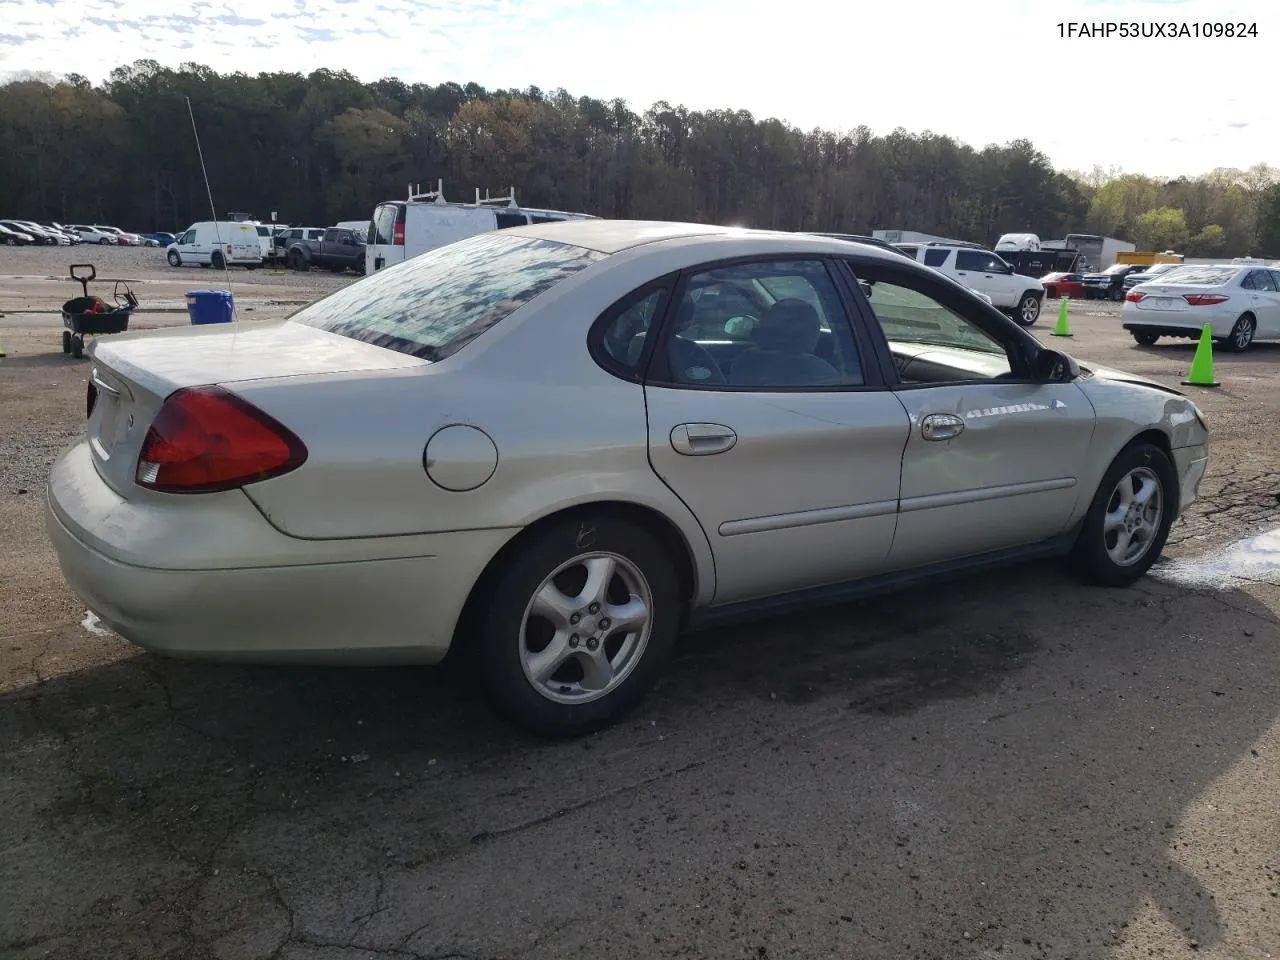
[0, 0, 1274, 177]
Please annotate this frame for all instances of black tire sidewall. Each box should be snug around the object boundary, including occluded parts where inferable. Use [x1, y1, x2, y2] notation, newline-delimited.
[1133, 331, 1159, 346]
[474, 516, 682, 737]
[1073, 441, 1177, 586]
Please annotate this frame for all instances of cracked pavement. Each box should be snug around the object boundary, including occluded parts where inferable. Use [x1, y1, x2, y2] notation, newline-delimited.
[3, 289, 1280, 959]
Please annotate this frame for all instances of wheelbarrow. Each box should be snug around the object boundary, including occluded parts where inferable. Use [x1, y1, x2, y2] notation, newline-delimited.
[61, 264, 137, 359]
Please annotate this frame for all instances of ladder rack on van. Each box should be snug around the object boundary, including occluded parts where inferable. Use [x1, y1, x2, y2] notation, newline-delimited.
[406, 180, 519, 209]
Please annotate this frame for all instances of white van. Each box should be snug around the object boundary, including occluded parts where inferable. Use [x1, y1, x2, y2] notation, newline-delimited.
[366, 182, 597, 273]
[165, 222, 263, 269]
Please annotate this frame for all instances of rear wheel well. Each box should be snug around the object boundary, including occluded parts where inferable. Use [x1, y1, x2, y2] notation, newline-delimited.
[450, 502, 700, 662]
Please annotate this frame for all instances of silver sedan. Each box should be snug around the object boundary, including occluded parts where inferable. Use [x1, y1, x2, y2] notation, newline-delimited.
[46, 221, 1211, 736]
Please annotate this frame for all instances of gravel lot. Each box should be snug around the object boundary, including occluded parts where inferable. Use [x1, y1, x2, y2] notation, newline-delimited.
[2, 246, 1279, 960]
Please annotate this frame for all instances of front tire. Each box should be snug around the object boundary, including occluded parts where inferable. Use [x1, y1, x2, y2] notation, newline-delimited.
[472, 515, 682, 738]
[1016, 293, 1041, 326]
[1071, 441, 1176, 587]
[167, 250, 181, 267]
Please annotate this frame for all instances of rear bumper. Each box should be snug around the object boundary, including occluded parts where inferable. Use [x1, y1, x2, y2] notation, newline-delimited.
[45, 442, 514, 665]
[1122, 318, 1231, 338]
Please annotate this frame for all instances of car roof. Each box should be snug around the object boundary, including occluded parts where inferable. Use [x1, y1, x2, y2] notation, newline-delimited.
[500, 219, 912, 262]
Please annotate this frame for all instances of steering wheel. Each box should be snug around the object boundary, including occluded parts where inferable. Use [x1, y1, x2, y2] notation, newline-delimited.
[724, 314, 759, 338]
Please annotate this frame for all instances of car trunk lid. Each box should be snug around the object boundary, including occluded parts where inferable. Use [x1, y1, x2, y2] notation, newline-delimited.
[86, 321, 427, 497]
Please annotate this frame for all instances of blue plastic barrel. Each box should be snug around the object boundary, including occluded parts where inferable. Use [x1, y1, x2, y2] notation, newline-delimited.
[185, 290, 234, 325]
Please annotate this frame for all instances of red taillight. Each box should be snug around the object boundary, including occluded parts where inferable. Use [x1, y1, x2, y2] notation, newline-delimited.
[135, 386, 307, 493]
[1183, 294, 1228, 306]
[1125, 291, 1145, 302]
[392, 222, 405, 246]
[87, 381, 98, 418]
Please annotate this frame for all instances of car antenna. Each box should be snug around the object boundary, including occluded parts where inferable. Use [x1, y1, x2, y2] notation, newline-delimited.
[185, 96, 238, 320]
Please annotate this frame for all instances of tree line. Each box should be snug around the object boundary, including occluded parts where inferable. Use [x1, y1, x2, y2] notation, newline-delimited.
[1, 60, 1277, 257]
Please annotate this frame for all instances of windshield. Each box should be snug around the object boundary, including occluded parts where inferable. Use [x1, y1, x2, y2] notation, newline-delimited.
[1157, 266, 1239, 286]
[1103, 264, 1131, 274]
[292, 232, 605, 360]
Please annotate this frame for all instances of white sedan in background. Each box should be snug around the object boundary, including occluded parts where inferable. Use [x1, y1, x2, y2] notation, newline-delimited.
[1123, 263, 1280, 351]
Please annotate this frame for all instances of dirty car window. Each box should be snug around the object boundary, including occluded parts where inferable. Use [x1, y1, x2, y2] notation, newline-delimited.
[292, 232, 605, 360]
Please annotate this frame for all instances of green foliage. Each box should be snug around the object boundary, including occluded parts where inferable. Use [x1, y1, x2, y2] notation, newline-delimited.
[1132, 206, 1189, 250]
[1256, 184, 1280, 258]
[0, 61, 1272, 259]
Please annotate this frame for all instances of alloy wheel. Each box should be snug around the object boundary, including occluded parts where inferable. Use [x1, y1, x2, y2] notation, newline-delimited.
[519, 552, 654, 705]
[1102, 466, 1163, 567]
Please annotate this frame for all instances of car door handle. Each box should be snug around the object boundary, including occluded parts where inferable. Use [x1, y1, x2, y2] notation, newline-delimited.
[671, 423, 737, 456]
[921, 413, 965, 441]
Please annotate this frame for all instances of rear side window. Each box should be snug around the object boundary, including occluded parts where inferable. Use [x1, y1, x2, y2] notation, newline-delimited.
[923, 249, 949, 267]
[593, 285, 671, 376]
[292, 232, 606, 361]
[256, 226, 270, 237]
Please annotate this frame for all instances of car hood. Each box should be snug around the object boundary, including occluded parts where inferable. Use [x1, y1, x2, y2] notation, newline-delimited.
[1079, 362, 1186, 397]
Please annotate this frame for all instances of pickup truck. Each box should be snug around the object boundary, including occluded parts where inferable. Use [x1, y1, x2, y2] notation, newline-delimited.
[284, 227, 366, 274]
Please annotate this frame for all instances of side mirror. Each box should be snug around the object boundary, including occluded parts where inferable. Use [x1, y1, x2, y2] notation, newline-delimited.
[858, 280, 873, 298]
[1033, 348, 1079, 383]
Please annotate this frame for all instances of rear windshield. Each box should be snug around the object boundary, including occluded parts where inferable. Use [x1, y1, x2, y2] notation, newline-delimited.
[292, 232, 605, 360]
[1158, 265, 1239, 286]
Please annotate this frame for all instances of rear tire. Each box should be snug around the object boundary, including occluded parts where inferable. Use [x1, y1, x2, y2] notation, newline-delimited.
[61, 330, 71, 354]
[1070, 441, 1176, 587]
[1223, 313, 1255, 353]
[70, 337, 83, 360]
[211, 252, 225, 271]
[1132, 331, 1159, 346]
[471, 515, 682, 738]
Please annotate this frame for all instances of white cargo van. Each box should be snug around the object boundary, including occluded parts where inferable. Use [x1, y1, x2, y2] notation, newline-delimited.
[166, 221, 263, 269]
[366, 182, 597, 273]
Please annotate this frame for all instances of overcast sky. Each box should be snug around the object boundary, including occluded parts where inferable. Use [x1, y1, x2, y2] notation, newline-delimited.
[0, 0, 1273, 178]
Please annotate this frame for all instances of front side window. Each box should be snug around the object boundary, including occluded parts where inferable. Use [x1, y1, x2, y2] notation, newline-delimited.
[292, 232, 606, 360]
[955, 250, 1009, 274]
[179, 230, 195, 244]
[855, 271, 1012, 382]
[657, 259, 864, 389]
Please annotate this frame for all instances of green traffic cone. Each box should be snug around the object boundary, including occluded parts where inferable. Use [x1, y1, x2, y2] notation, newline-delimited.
[1051, 296, 1072, 337]
[1181, 323, 1219, 388]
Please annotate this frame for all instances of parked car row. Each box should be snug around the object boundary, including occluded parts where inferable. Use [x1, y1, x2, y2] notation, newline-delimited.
[158, 220, 371, 275]
[0, 219, 175, 246]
